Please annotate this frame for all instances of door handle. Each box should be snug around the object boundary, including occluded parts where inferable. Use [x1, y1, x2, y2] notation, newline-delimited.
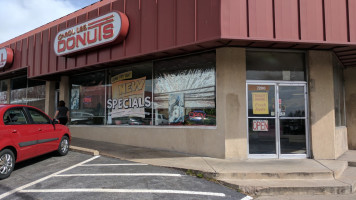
[12, 130, 17, 133]
[38, 128, 42, 131]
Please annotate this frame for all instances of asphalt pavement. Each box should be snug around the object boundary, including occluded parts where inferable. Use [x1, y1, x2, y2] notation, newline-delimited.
[0, 151, 249, 200]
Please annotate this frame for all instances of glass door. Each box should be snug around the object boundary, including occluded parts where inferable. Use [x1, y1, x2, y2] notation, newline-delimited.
[247, 84, 277, 158]
[278, 84, 308, 158]
[247, 82, 308, 159]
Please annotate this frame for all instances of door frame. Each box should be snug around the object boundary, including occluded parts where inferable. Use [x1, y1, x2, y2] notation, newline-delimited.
[246, 80, 310, 159]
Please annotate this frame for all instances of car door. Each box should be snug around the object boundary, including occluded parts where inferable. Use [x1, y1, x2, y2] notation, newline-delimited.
[3, 107, 37, 161]
[26, 108, 59, 155]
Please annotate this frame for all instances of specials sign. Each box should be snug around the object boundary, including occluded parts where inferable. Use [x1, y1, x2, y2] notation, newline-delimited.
[54, 11, 129, 56]
[0, 47, 14, 69]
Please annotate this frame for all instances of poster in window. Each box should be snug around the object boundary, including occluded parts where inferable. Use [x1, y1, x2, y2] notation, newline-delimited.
[168, 93, 184, 123]
[71, 87, 79, 110]
[111, 76, 146, 118]
[252, 92, 269, 114]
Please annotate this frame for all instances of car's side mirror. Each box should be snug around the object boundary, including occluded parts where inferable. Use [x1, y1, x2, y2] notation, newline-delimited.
[52, 119, 60, 125]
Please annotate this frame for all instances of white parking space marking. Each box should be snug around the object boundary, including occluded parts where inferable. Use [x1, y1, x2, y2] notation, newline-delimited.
[55, 173, 183, 177]
[241, 196, 254, 200]
[0, 156, 100, 200]
[20, 188, 226, 197]
[81, 163, 148, 166]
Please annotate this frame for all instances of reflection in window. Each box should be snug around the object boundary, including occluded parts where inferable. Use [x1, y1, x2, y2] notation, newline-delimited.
[70, 71, 106, 125]
[246, 51, 305, 81]
[153, 52, 216, 126]
[0, 80, 8, 104]
[10, 77, 46, 111]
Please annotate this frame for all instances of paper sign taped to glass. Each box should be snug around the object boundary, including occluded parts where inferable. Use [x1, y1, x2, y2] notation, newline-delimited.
[168, 93, 185, 123]
[252, 92, 269, 114]
[111, 76, 146, 118]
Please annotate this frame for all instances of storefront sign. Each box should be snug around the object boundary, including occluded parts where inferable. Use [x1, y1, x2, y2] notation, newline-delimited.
[54, 11, 129, 56]
[253, 120, 268, 131]
[0, 47, 14, 69]
[252, 92, 269, 114]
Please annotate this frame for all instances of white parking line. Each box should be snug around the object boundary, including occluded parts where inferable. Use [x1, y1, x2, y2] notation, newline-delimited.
[241, 196, 254, 200]
[20, 188, 226, 197]
[55, 173, 183, 177]
[0, 156, 100, 200]
[81, 163, 148, 166]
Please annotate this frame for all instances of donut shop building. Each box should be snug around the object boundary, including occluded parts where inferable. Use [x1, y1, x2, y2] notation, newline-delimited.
[1, 0, 356, 160]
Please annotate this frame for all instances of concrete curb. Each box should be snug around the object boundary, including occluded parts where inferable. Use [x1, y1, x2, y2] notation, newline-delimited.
[70, 145, 100, 156]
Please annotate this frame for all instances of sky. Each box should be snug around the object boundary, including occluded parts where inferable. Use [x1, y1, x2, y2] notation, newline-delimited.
[0, 0, 100, 44]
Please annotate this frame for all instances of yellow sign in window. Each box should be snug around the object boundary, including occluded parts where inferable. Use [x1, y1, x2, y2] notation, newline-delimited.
[252, 92, 269, 114]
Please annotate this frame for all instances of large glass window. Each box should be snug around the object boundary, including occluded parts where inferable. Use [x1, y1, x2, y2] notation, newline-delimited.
[70, 71, 106, 125]
[69, 52, 216, 127]
[246, 51, 305, 81]
[10, 77, 46, 111]
[0, 80, 8, 104]
[106, 63, 153, 126]
[333, 56, 346, 127]
[153, 52, 216, 126]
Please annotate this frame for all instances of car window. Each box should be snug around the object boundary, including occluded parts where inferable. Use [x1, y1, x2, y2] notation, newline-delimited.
[28, 108, 51, 124]
[3, 108, 28, 125]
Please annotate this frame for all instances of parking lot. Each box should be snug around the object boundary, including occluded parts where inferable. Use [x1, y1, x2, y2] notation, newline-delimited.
[0, 151, 249, 200]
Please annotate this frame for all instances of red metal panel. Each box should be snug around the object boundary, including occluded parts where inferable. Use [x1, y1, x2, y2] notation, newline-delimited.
[274, 0, 299, 40]
[248, 0, 274, 39]
[349, 0, 356, 42]
[49, 27, 58, 73]
[111, 0, 125, 59]
[98, 3, 112, 62]
[66, 18, 77, 70]
[14, 41, 22, 70]
[220, 0, 247, 38]
[196, 0, 220, 41]
[324, 0, 348, 42]
[87, 9, 99, 65]
[300, 0, 324, 41]
[176, 0, 195, 46]
[57, 22, 67, 72]
[27, 36, 36, 75]
[41, 29, 50, 75]
[299, 0, 324, 41]
[34, 33, 42, 77]
[125, 0, 141, 56]
[76, 14, 88, 67]
[21, 38, 28, 68]
[157, 0, 175, 50]
[141, 0, 157, 53]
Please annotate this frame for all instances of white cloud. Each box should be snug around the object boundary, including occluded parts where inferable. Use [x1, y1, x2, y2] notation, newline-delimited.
[0, 0, 98, 43]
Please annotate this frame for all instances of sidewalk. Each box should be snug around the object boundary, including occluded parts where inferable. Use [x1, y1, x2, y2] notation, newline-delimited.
[70, 137, 356, 197]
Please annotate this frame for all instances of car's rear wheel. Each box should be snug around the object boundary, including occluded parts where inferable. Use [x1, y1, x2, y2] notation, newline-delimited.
[57, 136, 69, 156]
[0, 149, 15, 180]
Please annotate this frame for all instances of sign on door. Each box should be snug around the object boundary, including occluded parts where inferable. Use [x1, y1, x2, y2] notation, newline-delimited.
[253, 120, 269, 131]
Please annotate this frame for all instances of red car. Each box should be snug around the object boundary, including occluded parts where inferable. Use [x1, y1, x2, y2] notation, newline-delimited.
[0, 104, 71, 179]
